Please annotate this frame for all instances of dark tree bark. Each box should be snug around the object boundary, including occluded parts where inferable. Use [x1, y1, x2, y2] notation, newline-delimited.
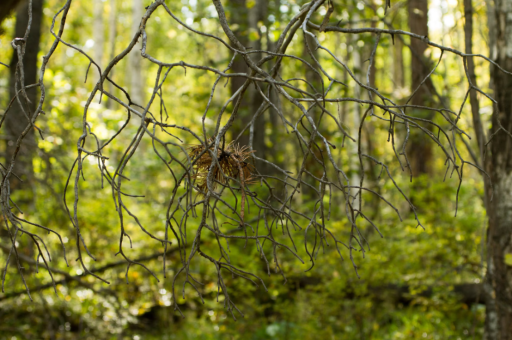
[484, 1, 512, 338]
[6, 0, 44, 207]
[462, 0, 496, 338]
[393, 38, 405, 88]
[302, 31, 321, 93]
[463, 0, 486, 162]
[0, 0, 22, 29]
[301, 29, 322, 182]
[227, 0, 268, 166]
[406, 0, 433, 175]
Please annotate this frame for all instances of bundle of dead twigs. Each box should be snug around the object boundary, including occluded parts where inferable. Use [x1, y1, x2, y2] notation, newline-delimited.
[188, 137, 255, 222]
[188, 138, 255, 192]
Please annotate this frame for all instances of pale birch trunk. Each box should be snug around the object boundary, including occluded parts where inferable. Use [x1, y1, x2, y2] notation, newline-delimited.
[107, 0, 117, 109]
[93, 0, 104, 69]
[129, 0, 144, 106]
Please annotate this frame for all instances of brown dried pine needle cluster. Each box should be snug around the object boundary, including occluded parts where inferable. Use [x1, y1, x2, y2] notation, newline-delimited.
[188, 137, 256, 194]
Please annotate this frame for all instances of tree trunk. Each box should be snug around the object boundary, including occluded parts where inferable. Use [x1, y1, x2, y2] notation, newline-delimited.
[485, 0, 512, 338]
[227, 0, 268, 170]
[93, 0, 104, 117]
[462, 0, 496, 337]
[406, 0, 433, 175]
[129, 0, 144, 106]
[3, 0, 43, 263]
[106, 0, 117, 109]
[0, 0, 22, 28]
[6, 0, 43, 206]
[93, 0, 104, 69]
[462, 1, 497, 336]
[346, 20, 362, 200]
[393, 38, 405, 89]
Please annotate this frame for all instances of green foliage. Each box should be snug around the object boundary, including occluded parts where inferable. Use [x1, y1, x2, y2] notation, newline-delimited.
[0, 0, 490, 339]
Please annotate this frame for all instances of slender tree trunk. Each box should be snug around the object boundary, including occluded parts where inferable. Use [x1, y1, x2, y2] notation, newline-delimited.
[106, 0, 117, 109]
[406, 0, 433, 175]
[485, 0, 512, 338]
[4, 0, 43, 261]
[300, 18, 326, 195]
[6, 0, 43, 204]
[368, 0, 377, 89]
[129, 0, 144, 106]
[93, 0, 104, 69]
[227, 0, 268, 170]
[227, 0, 249, 125]
[393, 38, 405, 88]
[302, 31, 320, 94]
[483, 2, 499, 339]
[347, 20, 362, 199]
[267, 0, 281, 160]
[248, 0, 267, 158]
[462, 1, 496, 337]
[487, 0, 497, 61]
[93, 0, 104, 115]
[464, 0, 485, 162]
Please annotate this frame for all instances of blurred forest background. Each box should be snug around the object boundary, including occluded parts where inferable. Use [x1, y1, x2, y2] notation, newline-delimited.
[0, 0, 498, 339]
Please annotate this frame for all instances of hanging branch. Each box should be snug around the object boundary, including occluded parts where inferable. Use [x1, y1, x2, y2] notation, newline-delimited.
[0, 0, 508, 317]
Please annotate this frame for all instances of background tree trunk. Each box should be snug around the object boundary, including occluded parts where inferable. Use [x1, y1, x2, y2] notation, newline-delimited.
[93, 0, 104, 118]
[3, 0, 43, 262]
[393, 38, 404, 89]
[93, 0, 104, 70]
[227, 0, 269, 172]
[6, 0, 43, 206]
[129, 0, 144, 106]
[461, 0, 497, 338]
[406, 0, 433, 176]
[106, 0, 117, 109]
[0, 0, 22, 30]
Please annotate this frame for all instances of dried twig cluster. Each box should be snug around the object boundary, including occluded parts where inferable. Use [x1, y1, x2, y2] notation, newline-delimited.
[189, 137, 255, 223]
[189, 137, 256, 193]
